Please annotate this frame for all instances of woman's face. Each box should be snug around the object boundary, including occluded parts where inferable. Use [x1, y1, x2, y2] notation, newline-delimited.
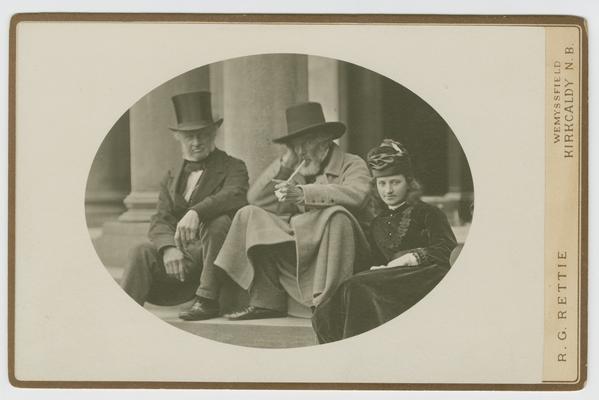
[376, 174, 409, 207]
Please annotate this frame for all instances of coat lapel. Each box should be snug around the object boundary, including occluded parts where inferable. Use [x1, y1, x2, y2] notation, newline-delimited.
[323, 143, 344, 179]
[169, 161, 185, 200]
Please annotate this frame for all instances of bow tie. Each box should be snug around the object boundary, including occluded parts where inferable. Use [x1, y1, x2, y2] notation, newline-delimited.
[183, 161, 206, 173]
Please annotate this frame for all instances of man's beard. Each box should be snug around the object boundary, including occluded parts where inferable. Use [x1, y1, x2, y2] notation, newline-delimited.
[300, 145, 330, 176]
[300, 159, 322, 176]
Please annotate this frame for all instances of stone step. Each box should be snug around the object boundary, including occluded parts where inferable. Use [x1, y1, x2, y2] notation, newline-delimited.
[106, 265, 316, 347]
[105, 264, 311, 318]
[144, 302, 318, 348]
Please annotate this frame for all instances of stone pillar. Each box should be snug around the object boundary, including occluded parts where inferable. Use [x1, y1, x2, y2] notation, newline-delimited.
[198, 55, 309, 315]
[119, 67, 211, 222]
[308, 56, 344, 149]
[219, 54, 309, 182]
[209, 62, 226, 150]
[340, 63, 384, 159]
[85, 111, 131, 228]
[447, 128, 465, 194]
[446, 128, 474, 224]
[92, 67, 211, 268]
[308, 56, 340, 122]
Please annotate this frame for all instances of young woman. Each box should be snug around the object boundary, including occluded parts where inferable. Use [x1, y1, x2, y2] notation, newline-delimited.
[312, 139, 458, 343]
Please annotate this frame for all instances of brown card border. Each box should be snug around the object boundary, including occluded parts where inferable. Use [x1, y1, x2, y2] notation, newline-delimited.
[7, 13, 588, 391]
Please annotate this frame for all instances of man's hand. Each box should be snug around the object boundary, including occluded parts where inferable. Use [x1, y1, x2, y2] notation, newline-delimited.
[175, 210, 200, 250]
[281, 145, 299, 169]
[274, 181, 304, 205]
[163, 246, 186, 282]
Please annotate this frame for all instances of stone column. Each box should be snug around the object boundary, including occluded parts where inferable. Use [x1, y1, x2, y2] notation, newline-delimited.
[119, 67, 211, 222]
[447, 129, 465, 194]
[446, 128, 474, 225]
[307, 56, 345, 149]
[340, 63, 384, 158]
[219, 54, 309, 182]
[93, 67, 211, 268]
[85, 111, 131, 228]
[308, 56, 340, 122]
[203, 55, 310, 315]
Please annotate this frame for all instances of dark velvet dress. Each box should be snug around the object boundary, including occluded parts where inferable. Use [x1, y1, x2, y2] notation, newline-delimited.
[312, 200, 458, 343]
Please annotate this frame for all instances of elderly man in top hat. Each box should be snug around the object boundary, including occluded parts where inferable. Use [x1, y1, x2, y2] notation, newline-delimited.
[215, 102, 373, 320]
[120, 91, 249, 320]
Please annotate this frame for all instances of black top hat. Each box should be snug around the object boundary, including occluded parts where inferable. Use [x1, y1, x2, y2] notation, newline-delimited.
[273, 102, 346, 144]
[169, 91, 223, 132]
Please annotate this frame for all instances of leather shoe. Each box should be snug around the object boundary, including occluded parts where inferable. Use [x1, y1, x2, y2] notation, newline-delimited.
[178, 298, 219, 321]
[225, 306, 286, 321]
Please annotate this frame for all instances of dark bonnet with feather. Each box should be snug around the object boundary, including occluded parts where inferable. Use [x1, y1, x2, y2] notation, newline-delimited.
[366, 139, 413, 178]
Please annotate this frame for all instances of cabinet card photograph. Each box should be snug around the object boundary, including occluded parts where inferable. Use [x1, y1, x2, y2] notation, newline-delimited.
[8, 14, 587, 390]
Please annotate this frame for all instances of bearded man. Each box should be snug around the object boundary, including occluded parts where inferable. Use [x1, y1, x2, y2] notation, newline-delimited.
[214, 102, 372, 320]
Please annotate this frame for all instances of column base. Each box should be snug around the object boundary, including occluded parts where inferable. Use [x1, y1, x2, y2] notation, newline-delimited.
[90, 191, 159, 268]
[422, 191, 474, 226]
[85, 190, 128, 228]
[118, 191, 159, 222]
[91, 220, 149, 268]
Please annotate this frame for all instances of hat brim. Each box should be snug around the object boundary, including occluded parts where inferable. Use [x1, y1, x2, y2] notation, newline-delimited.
[273, 121, 346, 144]
[169, 118, 223, 133]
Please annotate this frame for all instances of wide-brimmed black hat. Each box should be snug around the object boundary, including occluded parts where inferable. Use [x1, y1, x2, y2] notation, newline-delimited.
[169, 91, 223, 132]
[273, 102, 346, 144]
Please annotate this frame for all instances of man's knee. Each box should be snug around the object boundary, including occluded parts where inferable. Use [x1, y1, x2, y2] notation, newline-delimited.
[328, 212, 353, 229]
[126, 242, 157, 274]
[130, 242, 155, 262]
[235, 204, 261, 221]
[200, 214, 232, 240]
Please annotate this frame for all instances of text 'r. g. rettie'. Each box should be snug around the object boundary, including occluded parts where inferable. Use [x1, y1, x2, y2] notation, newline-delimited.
[555, 251, 569, 364]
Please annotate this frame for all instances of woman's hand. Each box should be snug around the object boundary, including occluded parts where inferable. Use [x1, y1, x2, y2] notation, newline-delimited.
[387, 253, 419, 267]
[370, 253, 419, 270]
[369, 265, 387, 271]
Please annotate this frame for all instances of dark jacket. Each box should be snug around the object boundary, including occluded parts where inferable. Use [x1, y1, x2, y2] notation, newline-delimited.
[312, 199, 458, 343]
[369, 200, 457, 268]
[148, 148, 249, 252]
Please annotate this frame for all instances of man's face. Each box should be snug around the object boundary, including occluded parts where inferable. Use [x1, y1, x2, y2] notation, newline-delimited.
[290, 131, 332, 176]
[175, 129, 217, 161]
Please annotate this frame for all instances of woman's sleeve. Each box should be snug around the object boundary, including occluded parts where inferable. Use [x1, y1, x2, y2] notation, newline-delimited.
[367, 225, 388, 267]
[412, 206, 458, 267]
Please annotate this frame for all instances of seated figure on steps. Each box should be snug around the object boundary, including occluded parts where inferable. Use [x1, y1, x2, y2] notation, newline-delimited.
[120, 91, 249, 321]
[214, 102, 374, 321]
[312, 139, 458, 343]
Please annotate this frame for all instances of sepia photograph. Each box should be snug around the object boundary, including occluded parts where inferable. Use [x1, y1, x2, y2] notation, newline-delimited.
[85, 54, 473, 348]
[8, 14, 586, 389]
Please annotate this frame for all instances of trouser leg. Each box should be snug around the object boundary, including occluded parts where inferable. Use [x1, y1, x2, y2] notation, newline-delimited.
[121, 241, 202, 307]
[120, 242, 161, 306]
[248, 243, 295, 312]
[194, 215, 232, 300]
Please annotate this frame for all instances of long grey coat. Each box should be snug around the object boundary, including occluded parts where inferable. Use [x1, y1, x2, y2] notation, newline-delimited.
[215, 144, 373, 306]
